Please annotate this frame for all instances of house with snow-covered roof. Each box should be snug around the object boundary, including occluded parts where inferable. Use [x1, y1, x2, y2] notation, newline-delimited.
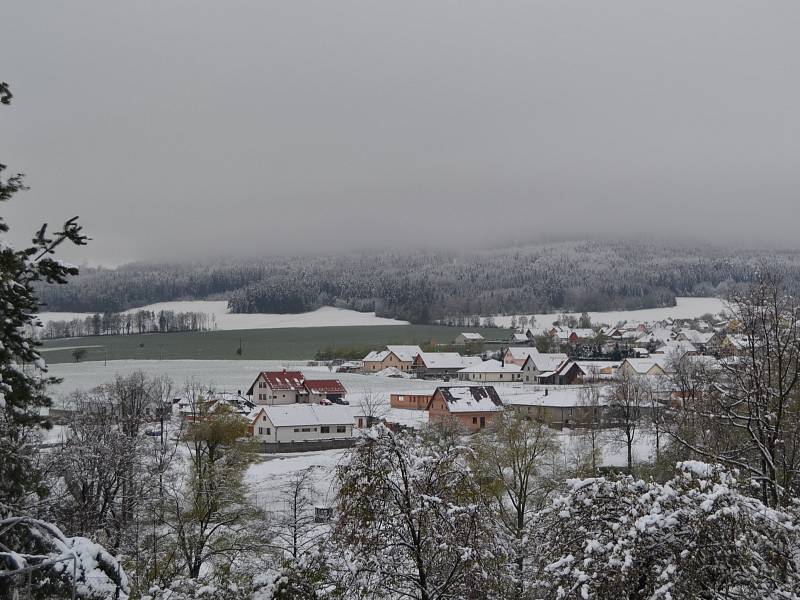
[247, 370, 307, 404]
[503, 347, 540, 366]
[675, 329, 722, 354]
[457, 359, 522, 383]
[246, 370, 347, 405]
[413, 352, 482, 379]
[519, 350, 570, 383]
[619, 357, 670, 378]
[454, 332, 484, 345]
[501, 385, 612, 427]
[509, 332, 530, 344]
[248, 404, 354, 443]
[536, 360, 584, 386]
[653, 340, 697, 359]
[362, 345, 423, 373]
[427, 386, 504, 432]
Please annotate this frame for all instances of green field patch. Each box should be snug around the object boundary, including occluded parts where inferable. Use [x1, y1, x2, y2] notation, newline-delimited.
[40, 325, 510, 364]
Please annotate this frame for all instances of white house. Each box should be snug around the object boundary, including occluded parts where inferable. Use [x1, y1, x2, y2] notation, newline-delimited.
[247, 370, 307, 404]
[457, 359, 522, 383]
[246, 370, 348, 405]
[249, 404, 354, 443]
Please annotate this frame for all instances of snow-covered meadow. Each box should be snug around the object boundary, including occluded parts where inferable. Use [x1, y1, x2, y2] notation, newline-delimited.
[38, 301, 409, 331]
[484, 296, 727, 328]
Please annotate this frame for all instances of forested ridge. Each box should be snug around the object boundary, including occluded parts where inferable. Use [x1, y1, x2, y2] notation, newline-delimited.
[35, 240, 800, 323]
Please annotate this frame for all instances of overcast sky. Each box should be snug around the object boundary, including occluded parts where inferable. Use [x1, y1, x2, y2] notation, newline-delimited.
[2, 1, 799, 265]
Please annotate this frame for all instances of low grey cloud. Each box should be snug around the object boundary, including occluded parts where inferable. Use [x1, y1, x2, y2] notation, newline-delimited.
[2, 0, 799, 264]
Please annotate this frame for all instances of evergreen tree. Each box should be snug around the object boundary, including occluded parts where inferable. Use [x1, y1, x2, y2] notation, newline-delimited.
[0, 81, 88, 510]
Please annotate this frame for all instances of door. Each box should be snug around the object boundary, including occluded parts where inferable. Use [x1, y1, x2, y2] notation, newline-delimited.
[479, 416, 486, 428]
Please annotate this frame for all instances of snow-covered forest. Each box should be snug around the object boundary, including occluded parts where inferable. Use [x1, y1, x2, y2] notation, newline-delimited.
[35, 241, 800, 323]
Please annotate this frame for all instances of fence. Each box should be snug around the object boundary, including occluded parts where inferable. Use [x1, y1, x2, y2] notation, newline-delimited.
[260, 438, 357, 454]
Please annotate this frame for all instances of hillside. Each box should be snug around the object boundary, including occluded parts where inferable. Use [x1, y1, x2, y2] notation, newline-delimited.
[35, 239, 800, 323]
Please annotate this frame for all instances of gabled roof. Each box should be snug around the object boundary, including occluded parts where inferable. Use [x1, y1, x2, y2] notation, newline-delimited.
[416, 352, 473, 370]
[459, 332, 484, 340]
[510, 333, 529, 343]
[525, 327, 551, 338]
[521, 350, 570, 372]
[432, 386, 503, 413]
[363, 350, 390, 362]
[386, 345, 424, 362]
[247, 370, 306, 395]
[303, 379, 347, 395]
[263, 404, 354, 427]
[505, 347, 539, 361]
[621, 357, 670, 374]
[458, 359, 521, 374]
[501, 386, 612, 408]
[654, 340, 697, 357]
[679, 329, 715, 344]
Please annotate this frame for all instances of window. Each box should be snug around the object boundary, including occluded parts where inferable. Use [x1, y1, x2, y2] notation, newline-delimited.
[262, 415, 266, 421]
[301, 427, 311, 432]
[294, 428, 300, 432]
[336, 426, 346, 433]
[472, 417, 477, 424]
[321, 426, 330, 434]
[266, 428, 271, 434]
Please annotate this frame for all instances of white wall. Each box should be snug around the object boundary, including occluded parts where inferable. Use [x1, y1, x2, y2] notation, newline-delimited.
[273, 423, 353, 443]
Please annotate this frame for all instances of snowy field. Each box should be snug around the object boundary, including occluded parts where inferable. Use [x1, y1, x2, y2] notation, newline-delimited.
[485, 296, 727, 328]
[38, 301, 409, 331]
[243, 430, 659, 511]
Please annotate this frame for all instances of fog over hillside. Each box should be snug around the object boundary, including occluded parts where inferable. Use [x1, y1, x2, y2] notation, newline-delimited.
[35, 239, 800, 323]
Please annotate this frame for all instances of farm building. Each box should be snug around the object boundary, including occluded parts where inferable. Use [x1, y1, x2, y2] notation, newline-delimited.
[454, 332, 485, 345]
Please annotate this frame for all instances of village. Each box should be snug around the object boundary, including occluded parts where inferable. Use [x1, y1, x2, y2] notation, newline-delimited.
[151, 309, 749, 452]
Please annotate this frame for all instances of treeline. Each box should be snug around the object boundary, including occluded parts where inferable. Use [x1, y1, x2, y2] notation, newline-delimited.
[38, 309, 215, 339]
[35, 240, 800, 323]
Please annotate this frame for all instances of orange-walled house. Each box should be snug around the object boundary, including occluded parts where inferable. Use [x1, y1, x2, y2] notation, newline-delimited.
[426, 386, 504, 433]
[390, 391, 435, 410]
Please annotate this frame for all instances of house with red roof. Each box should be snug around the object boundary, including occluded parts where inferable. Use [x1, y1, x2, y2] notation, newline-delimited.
[246, 369, 348, 405]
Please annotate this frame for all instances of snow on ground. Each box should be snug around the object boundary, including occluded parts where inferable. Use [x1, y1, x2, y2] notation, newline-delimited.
[246, 449, 349, 512]
[38, 301, 408, 331]
[485, 297, 727, 328]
